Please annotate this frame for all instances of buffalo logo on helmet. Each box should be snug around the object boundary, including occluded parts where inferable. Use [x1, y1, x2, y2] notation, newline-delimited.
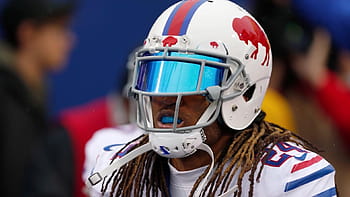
[210, 41, 219, 48]
[162, 36, 178, 47]
[232, 16, 271, 66]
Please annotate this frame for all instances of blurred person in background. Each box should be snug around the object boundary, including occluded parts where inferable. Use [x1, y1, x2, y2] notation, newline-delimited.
[59, 46, 139, 197]
[254, 0, 350, 196]
[291, 0, 350, 151]
[289, 26, 350, 197]
[0, 0, 76, 196]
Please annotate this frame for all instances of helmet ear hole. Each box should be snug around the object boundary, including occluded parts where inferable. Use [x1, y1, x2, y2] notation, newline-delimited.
[243, 84, 256, 102]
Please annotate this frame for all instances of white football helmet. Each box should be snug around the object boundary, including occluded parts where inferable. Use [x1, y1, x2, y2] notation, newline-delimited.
[131, 0, 272, 157]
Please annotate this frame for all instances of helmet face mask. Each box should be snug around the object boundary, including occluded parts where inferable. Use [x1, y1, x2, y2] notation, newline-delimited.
[132, 46, 245, 133]
[130, 0, 272, 158]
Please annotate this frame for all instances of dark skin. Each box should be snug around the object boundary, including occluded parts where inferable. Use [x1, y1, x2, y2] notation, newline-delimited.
[151, 95, 234, 171]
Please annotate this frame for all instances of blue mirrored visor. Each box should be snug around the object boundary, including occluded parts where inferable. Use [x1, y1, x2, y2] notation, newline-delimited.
[135, 52, 224, 93]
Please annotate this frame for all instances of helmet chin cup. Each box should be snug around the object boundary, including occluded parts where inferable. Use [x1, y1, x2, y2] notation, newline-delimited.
[149, 129, 206, 158]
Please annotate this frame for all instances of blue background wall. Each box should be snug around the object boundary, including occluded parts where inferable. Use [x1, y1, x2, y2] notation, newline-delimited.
[0, 0, 252, 115]
[49, 0, 252, 115]
[49, 0, 181, 115]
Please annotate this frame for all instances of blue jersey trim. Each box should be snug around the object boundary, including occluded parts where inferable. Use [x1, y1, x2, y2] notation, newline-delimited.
[103, 143, 125, 151]
[285, 165, 335, 192]
[313, 187, 337, 197]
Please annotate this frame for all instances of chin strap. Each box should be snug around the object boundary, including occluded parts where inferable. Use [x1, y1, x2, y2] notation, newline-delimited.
[86, 141, 237, 196]
[194, 143, 238, 197]
[86, 142, 152, 187]
[193, 143, 215, 197]
[218, 185, 238, 197]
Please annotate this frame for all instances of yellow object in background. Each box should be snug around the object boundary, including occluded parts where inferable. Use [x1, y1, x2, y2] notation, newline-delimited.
[262, 88, 296, 132]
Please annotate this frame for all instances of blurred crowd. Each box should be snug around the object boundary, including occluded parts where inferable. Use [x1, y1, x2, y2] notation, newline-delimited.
[254, 0, 350, 196]
[0, 0, 349, 197]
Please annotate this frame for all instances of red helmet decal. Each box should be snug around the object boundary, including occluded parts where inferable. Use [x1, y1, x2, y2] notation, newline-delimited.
[210, 41, 219, 48]
[162, 36, 178, 47]
[232, 16, 271, 66]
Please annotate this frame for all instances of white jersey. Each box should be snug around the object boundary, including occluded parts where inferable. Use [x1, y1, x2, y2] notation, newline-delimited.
[82, 124, 144, 196]
[84, 127, 336, 197]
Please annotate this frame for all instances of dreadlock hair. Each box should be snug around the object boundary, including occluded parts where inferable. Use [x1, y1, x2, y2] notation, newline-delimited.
[102, 118, 317, 197]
